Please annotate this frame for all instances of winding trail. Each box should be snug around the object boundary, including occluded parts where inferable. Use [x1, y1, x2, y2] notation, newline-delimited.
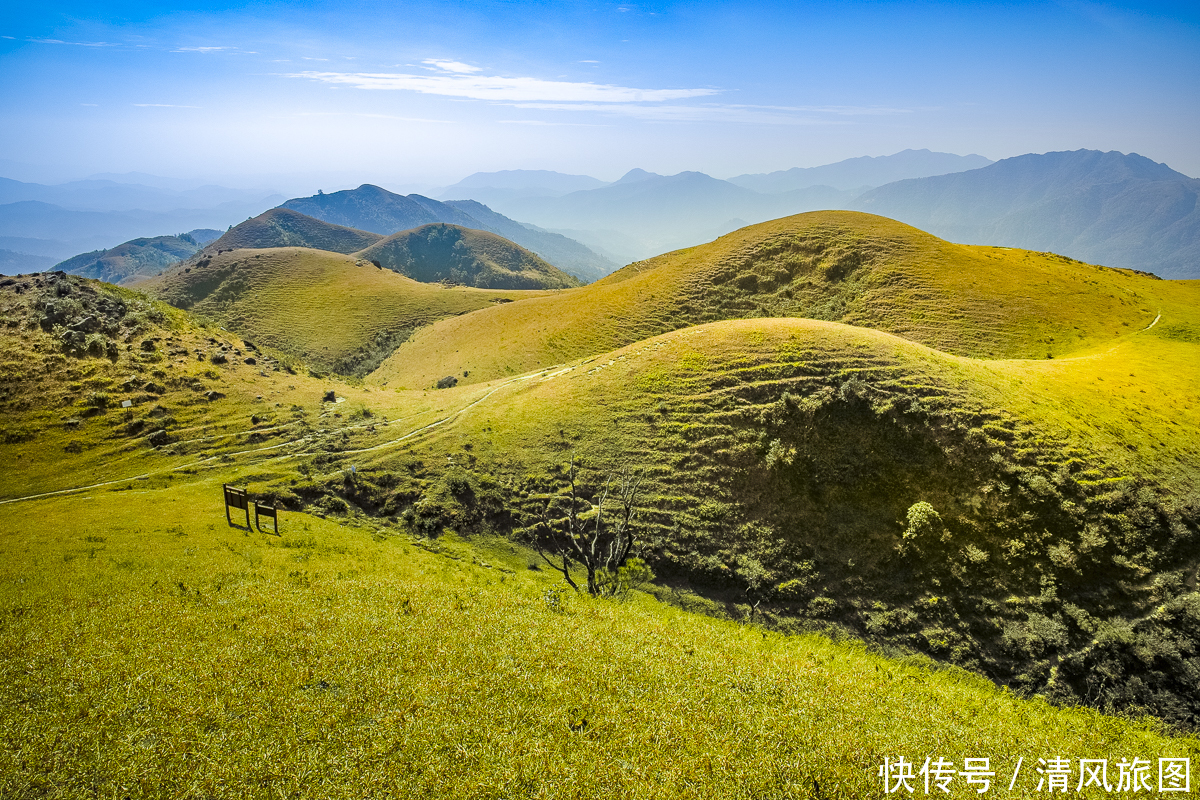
[0, 364, 570, 507]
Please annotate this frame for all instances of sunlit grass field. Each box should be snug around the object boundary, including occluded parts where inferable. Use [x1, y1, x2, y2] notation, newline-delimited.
[1, 477, 1197, 799]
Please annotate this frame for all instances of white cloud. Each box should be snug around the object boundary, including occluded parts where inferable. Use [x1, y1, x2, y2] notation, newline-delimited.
[288, 69, 718, 103]
[174, 46, 230, 53]
[423, 59, 482, 74]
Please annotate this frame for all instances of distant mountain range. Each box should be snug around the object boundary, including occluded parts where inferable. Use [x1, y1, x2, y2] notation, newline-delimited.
[727, 149, 993, 193]
[851, 150, 1200, 279]
[0, 176, 283, 275]
[10, 149, 1199, 280]
[489, 170, 855, 261]
[282, 185, 617, 283]
[438, 170, 610, 207]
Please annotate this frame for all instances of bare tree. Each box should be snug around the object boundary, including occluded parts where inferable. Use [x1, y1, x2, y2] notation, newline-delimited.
[534, 456, 646, 596]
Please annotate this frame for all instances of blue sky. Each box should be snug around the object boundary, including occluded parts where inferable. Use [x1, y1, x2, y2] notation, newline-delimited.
[1, 0, 1197, 190]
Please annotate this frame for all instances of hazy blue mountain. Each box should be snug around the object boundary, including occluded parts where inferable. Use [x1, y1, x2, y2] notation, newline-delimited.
[444, 200, 617, 282]
[852, 149, 1200, 279]
[281, 185, 618, 282]
[610, 168, 662, 186]
[437, 171, 609, 208]
[445, 169, 607, 194]
[729, 149, 993, 193]
[0, 197, 285, 270]
[0, 234, 106, 262]
[492, 171, 855, 260]
[0, 176, 281, 212]
[0, 249, 55, 276]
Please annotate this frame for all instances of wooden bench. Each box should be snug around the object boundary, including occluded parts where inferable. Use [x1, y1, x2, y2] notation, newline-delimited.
[223, 484, 250, 528]
[255, 502, 279, 535]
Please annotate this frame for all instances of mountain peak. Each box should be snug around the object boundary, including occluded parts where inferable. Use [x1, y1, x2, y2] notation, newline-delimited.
[614, 168, 661, 185]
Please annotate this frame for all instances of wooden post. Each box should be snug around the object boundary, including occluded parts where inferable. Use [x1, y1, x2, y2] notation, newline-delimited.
[223, 484, 250, 528]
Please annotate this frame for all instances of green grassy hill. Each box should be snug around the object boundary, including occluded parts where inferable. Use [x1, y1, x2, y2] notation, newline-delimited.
[342, 303, 1200, 725]
[371, 211, 1159, 389]
[139, 246, 557, 376]
[204, 208, 384, 254]
[357, 223, 582, 290]
[54, 234, 201, 285]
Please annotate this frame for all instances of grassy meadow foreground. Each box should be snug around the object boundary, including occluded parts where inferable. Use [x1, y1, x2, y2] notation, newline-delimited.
[2, 478, 1197, 798]
[2, 209, 1200, 794]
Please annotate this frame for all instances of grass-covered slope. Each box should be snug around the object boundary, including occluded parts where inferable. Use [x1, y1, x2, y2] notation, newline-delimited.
[139, 247, 556, 376]
[357, 223, 582, 290]
[349, 304, 1200, 725]
[370, 211, 1158, 389]
[54, 234, 202, 285]
[204, 208, 384, 255]
[2, 268, 1200, 734]
[4, 477, 1196, 797]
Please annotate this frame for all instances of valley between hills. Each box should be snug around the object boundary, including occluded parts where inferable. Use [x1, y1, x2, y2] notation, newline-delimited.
[1, 208, 1198, 796]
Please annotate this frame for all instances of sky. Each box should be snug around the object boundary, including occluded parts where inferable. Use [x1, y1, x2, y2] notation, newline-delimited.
[1, 0, 1198, 191]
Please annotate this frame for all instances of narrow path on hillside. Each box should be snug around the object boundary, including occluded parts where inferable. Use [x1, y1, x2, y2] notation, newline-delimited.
[0, 364, 568, 506]
[1143, 311, 1161, 331]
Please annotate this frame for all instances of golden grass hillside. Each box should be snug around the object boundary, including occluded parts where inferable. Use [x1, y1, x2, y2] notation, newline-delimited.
[370, 211, 1161, 389]
[336, 302, 1200, 725]
[357, 222, 582, 290]
[1, 474, 1197, 798]
[139, 247, 558, 376]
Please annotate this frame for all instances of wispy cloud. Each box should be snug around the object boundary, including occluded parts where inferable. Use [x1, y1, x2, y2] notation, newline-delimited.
[29, 38, 113, 47]
[173, 45, 230, 53]
[287, 59, 717, 104]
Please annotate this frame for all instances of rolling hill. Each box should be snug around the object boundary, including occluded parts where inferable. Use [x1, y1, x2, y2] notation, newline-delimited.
[356, 223, 580, 290]
[853, 149, 1200, 279]
[369, 210, 1159, 389]
[140, 246, 557, 375]
[281, 184, 617, 282]
[201, 207, 384, 254]
[2, 236, 1199, 729]
[53, 234, 203, 285]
